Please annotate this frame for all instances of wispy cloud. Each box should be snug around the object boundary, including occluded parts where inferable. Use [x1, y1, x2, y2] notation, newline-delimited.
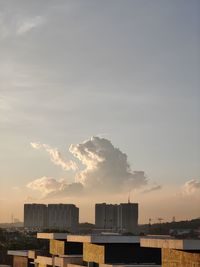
[30, 142, 78, 171]
[142, 184, 162, 194]
[0, 14, 45, 39]
[16, 16, 45, 35]
[181, 179, 200, 196]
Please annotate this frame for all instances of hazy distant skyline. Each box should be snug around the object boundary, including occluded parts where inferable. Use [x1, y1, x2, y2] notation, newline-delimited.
[0, 0, 199, 223]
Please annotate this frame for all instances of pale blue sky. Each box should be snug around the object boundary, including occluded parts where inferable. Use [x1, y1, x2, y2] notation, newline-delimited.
[0, 0, 199, 222]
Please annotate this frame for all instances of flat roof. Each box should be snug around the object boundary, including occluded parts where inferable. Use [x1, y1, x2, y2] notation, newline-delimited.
[35, 256, 53, 265]
[67, 235, 140, 244]
[35, 255, 83, 266]
[140, 238, 200, 250]
[100, 265, 161, 267]
[7, 250, 28, 257]
[37, 233, 68, 240]
[68, 264, 161, 267]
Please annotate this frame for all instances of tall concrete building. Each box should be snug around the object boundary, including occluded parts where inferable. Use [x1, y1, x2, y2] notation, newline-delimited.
[118, 203, 138, 233]
[95, 203, 118, 230]
[24, 203, 79, 230]
[48, 204, 79, 230]
[24, 204, 48, 229]
[95, 202, 138, 233]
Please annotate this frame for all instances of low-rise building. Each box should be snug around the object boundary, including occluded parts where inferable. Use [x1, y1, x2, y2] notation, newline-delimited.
[141, 236, 200, 267]
[8, 233, 161, 267]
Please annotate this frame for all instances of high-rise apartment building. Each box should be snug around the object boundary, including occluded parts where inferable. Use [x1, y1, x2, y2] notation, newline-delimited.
[95, 203, 118, 229]
[48, 204, 79, 230]
[118, 203, 138, 233]
[24, 204, 48, 229]
[95, 202, 138, 233]
[24, 203, 79, 230]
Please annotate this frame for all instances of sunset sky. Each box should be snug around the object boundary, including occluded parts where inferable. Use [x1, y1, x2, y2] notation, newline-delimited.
[0, 0, 199, 224]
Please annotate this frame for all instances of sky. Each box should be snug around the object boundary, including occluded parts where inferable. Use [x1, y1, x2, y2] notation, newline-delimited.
[0, 0, 199, 224]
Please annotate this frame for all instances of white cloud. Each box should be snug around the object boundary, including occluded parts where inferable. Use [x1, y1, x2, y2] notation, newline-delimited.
[181, 179, 200, 196]
[27, 176, 64, 195]
[26, 176, 83, 198]
[69, 136, 148, 192]
[30, 142, 78, 171]
[0, 14, 45, 39]
[16, 16, 45, 35]
[29, 136, 149, 197]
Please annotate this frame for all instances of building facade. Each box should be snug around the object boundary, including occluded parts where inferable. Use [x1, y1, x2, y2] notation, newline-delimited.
[95, 202, 138, 233]
[95, 203, 118, 230]
[24, 204, 48, 229]
[48, 204, 79, 230]
[118, 203, 138, 233]
[24, 203, 79, 230]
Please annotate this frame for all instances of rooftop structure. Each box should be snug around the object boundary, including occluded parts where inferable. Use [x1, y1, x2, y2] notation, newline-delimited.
[9, 234, 200, 267]
[67, 234, 140, 243]
[37, 232, 68, 240]
[141, 237, 200, 250]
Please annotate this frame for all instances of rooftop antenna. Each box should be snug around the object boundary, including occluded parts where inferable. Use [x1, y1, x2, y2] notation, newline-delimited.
[128, 190, 131, 203]
[11, 213, 14, 224]
[148, 218, 152, 233]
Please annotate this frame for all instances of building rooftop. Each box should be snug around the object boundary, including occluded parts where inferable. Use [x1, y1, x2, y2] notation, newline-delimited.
[99, 265, 161, 267]
[7, 250, 28, 257]
[35, 255, 83, 267]
[37, 233, 68, 240]
[67, 234, 140, 243]
[140, 237, 200, 250]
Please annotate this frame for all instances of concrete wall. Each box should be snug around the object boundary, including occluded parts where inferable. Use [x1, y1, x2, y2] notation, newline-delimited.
[50, 240, 83, 255]
[162, 248, 200, 267]
[83, 243, 105, 264]
[83, 243, 161, 265]
[38, 264, 46, 267]
[50, 240, 66, 255]
[13, 256, 28, 267]
[105, 243, 161, 264]
[24, 204, 48, 229]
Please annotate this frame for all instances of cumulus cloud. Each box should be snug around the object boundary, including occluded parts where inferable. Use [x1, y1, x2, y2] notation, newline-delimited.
[27, 176, 64, 195]
[70, 136, 148, 192]
[181, 179, 200, 196]
[29, 136, 149, 197]
[16, 16, 45, 35]
[142, 185, 162, 194]
[27, 176, 83, 198]
[30, 142, 78, 171]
